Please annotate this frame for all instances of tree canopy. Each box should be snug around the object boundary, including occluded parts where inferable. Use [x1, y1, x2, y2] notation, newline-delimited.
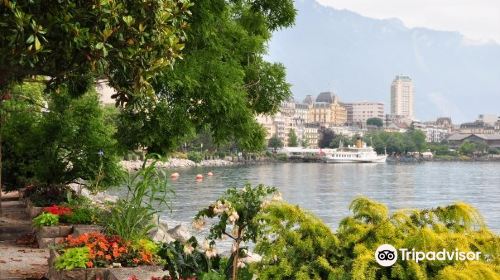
[287, 129, 298, 147]
[0, 0, 191, 103]
[116, 0, 296, 154]
[367, 117, 383, 127]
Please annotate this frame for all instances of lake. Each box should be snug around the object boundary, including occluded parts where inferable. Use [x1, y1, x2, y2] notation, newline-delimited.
[120, 162, 500, 232]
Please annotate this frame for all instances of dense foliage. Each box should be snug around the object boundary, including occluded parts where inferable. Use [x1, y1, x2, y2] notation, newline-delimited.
[116, 0, 296, 154]
[268, 134, 284, 151]
[58, 232, 158, 268]
[0, 0, 191, 103]
[364, 129, 427, 154]
[288, 129, 298, 147]
[1, 84, 123, 191]
[367, 117, 384, 127]
[252, 198, 500, 280]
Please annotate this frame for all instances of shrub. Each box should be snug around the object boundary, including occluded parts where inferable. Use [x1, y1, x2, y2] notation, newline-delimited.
[24, 184, 75, 207]
[33, 212, 59, 227]
[275, 153, 288, 161]
[194, 184, 277, 280]
[106, 158, 173, 242]
[187, 151, 203, 163]
[55, 247, 90, 271]
[61, 207, 94, 225]
[158, 237, 221, 279]
[61, 232, 158, 268]
[252, 197, 500, 280]
[253, 202, 343, 280]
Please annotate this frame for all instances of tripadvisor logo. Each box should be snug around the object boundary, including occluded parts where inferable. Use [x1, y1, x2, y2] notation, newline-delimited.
[375, 244, 398, 267]
[374, 244, 482, 267]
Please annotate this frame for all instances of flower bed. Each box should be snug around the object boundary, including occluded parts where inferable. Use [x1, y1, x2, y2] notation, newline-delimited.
[33, 205, 104, 248]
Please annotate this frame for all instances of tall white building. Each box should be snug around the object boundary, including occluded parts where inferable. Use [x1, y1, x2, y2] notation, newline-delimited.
[390, 75, 414, 120]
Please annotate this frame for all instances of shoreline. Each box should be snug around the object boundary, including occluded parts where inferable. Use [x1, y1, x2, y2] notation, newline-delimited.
[121, 156, 500, 171]
[120, 158, 274, 171]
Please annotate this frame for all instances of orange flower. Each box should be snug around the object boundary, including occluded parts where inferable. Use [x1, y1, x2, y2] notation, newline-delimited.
[86, 261, 94, 268]
[112, 249, 120, 258]
[132, 258, 140, 264]
[105, 254, 112, 260]
[96, 250, 104, 256]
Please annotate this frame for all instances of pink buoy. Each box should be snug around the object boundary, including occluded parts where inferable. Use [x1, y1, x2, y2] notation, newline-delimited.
[170, 172, 180, 178]
[207, 171, 214, 176]
[196, 174, 204, 180]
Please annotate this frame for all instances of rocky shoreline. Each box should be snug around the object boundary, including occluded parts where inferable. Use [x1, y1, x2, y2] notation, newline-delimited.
[121, 158, 234, 171]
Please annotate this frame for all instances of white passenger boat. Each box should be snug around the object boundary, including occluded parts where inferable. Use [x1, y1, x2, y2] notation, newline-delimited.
[323, 140, 387, 163]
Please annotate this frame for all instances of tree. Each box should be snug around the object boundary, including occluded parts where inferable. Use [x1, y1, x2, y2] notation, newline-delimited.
[268, 135, 284, 152]
[194, 184, 278, 280]
[0, 0, 191, 103]
[459, 141, 475, 156]
[366, 117, 383, 127]
[287, 129, 298, 147]
[318, 128, 335, 148]
[1, 84, 123, 192]
[330, 134, 353, 148]
[300, 139, 309, 148]
[116, 0, 296, 154]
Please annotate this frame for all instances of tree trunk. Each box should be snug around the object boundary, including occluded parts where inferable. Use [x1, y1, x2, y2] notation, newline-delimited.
[0, 108, 3, 215]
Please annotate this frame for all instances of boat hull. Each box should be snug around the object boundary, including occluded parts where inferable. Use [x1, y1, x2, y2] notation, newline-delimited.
[323, 155, 387, 163]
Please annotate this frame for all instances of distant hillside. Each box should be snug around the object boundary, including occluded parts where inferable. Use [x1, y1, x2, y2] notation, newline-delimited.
[266, 0, 500, 122]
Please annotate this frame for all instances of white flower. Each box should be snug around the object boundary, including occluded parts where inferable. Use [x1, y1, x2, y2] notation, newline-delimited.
[228, 211, 239, 224]
[237, 260, 246, 268]
[260, 200, 271, 208]
[213, 200, 231, 215]
[183, 244, 194, 255]
[271, 192, 282, 201]
[192, 218, 205, 231]
[205, 246, 218, 259]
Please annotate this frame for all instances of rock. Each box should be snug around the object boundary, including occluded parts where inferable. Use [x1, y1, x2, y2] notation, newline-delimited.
[72, 225, 104, 236]
[167, 225, 192, 243]
[149, 227, 175, 244]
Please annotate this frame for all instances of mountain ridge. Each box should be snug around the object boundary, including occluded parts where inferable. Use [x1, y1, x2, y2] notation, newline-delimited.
[266, 0, 500, 122]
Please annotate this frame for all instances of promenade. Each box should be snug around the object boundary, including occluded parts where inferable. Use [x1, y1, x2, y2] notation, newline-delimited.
[0, 191, 49, 280]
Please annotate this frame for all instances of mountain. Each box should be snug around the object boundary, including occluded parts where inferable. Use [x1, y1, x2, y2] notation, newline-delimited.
[266, 0, 500, 122]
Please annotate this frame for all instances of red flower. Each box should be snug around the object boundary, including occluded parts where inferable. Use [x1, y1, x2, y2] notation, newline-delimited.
[43, 204, 72, 216]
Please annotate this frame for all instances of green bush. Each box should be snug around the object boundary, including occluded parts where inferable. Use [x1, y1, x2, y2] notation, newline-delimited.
[251, 198, 500, 280]
[55, 247, 90, 270]
[33, 212, 59, 227]
[275, 153, 288, 161]
[61, 207, 94, 225]
[188, 151, 203, 163]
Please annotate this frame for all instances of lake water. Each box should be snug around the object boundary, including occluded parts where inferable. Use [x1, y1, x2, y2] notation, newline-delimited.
[118, 162, 500, 232]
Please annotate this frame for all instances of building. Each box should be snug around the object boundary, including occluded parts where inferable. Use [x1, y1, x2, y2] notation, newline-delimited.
[390, 75, 414, 120]
[412, 122, 449, 143]
[343, 102, 384, 126]
[303, 123, 320, 148]
[307, 92, 347, 126]
[478, 114, 498, 126]
[459, 120, 496, 134]
[447, 134, 500, 148]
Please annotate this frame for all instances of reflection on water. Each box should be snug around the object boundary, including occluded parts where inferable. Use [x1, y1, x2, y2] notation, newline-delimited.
[113, 162, 500, 232]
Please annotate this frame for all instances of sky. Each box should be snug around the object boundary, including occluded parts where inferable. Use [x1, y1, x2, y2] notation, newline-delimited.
[316, 0, 500, 44]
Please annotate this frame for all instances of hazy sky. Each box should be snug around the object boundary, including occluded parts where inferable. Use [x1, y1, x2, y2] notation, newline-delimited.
[316, 0, 500, 43]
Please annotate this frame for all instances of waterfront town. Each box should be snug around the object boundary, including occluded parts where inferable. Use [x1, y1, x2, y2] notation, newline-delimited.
[253, 75, 500, 149]
[1, 1, 499, 279]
